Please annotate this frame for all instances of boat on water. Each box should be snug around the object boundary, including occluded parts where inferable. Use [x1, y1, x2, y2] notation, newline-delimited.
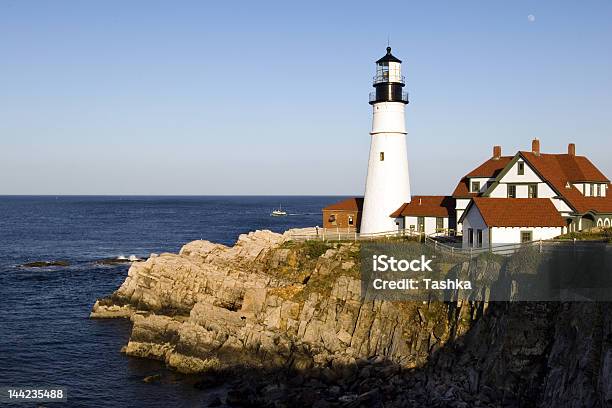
[270, 205, 287, 217]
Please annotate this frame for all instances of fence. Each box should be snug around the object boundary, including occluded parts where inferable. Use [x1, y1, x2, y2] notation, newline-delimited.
[287, 227, 423, 242]
[287, 227, 607, 257]
[424, 235, 608, 258]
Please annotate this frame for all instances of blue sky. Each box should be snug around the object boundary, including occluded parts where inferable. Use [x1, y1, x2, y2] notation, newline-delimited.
[1, 0, 611, 195]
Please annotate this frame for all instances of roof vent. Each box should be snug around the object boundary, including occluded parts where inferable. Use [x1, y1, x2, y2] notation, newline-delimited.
[568, 143, 576, 156]
[419, 198, 422, 205]
[532, 138, 540, 156]
[565, 181, 571, 189]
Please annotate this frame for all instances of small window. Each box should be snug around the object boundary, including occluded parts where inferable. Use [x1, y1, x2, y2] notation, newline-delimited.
[596, 184, 601, 197]
[471, 181, 481, 193]
[379, 152, 384, 161]
[520, 231, 533, 243]
[517, 161, 525, 175]
[508, 184, 517, 198]
[468, 228, 474, 247]
[348, 215, 354, 225]
[436, 217, 444, 231]
[328, 214, 336, 225]
[589, 184, 594, 196]
[477, 229, 483, 248]
[528, 184, 538, 198]
[417, 217, 425, 232]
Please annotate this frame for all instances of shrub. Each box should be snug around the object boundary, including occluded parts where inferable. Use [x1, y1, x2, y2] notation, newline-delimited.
[302, 240, 333, 258]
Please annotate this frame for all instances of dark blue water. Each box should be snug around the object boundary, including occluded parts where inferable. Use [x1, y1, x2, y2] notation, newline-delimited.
[0, 196, 342, 407]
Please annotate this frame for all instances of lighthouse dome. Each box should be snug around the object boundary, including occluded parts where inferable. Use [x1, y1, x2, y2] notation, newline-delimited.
[376, 47, 402, 64]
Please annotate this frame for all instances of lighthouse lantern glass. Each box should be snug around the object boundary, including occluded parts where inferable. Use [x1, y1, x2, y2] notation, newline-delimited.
[377, 63, 389, 81]
[374, 61, 402, 84]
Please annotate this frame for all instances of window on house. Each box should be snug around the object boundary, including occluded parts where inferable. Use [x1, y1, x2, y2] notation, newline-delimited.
[379, 152, 384, 161]
[528, 184, 538, 198]
[468, 228, 474, 247]
[348, 215, 354, 225]
[520, 231, 533, 243]
[328, 214, 336, 225]
[517, 161, 525, 175]
[436, 217, 444, 231]
[597, 184, 601, 197]
[477, 229, 483, 248]
[507, 184, 517, 198]
[471, 181, 480, 193]
[589, 184, 594, 196]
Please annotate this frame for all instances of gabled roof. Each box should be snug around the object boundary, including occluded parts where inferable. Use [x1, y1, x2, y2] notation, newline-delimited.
[323, 197, 363, 212]
[390, 196, 454, 218]
[452, 156, 513, 198]
[461, 198, 566, 227]
[455, 148, 612, 214]
[518, 152, 612, 214]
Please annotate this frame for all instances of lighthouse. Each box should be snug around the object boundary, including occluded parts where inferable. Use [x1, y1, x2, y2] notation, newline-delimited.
[360, 47, 411, 234]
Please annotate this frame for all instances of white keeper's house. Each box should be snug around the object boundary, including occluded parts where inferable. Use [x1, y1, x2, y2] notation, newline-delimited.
[322, 47, 612, 248]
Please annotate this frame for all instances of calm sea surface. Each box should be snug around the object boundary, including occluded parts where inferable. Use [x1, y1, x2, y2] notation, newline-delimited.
[0, 196, 343, 407]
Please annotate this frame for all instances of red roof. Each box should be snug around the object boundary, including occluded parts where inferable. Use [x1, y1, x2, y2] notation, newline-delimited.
[519, 152, 612, 214]
[323, 197, 363, 212]
[467, 156, 514, 177]
[390, 196, 454, 218]
[452, 149, 612, 214]
[452, 156, 512, 198]
[467, 198, 566, 227]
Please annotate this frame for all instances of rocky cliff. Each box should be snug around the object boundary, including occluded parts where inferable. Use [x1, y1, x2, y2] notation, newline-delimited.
[91, 229, 612, 407]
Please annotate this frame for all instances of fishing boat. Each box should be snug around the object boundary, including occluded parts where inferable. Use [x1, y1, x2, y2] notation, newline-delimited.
[270, 205, 287, 217]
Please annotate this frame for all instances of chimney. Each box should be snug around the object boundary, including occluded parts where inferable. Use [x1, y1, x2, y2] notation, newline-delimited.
[532, 138, 540, 156]
[568, 143, 576, 156]
[492, 145, 502, 160]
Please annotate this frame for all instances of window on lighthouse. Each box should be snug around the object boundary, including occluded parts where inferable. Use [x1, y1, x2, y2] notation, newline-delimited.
[379, 152, 385, 161]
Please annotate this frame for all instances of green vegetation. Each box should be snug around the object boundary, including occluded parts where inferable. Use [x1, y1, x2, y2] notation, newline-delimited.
[270, 240, 361, 302]
[475, 251, 505, 264]
[506, 246, 543, 276]
[556, 227, 612, 243]
[302, 240, 333, 258]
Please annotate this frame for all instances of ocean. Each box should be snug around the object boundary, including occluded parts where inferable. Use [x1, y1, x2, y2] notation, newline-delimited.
[0, 196, 343, 407]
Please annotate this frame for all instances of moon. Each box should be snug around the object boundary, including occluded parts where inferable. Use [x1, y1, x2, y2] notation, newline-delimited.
[527, 14, 536, 22]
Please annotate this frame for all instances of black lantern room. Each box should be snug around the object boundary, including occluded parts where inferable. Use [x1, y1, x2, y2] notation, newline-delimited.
[369, 47, 409, 105]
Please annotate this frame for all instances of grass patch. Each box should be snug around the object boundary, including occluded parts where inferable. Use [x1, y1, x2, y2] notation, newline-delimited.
[556, 227, 612, 243]
[302, 240, 333, 258]
[475, 251, 506, 264]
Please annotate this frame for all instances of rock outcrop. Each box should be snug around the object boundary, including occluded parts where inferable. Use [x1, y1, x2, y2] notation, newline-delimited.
[91, 229, 612, 407]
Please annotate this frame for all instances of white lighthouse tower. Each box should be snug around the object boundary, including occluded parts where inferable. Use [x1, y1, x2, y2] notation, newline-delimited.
[360, 47, 411, 234]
